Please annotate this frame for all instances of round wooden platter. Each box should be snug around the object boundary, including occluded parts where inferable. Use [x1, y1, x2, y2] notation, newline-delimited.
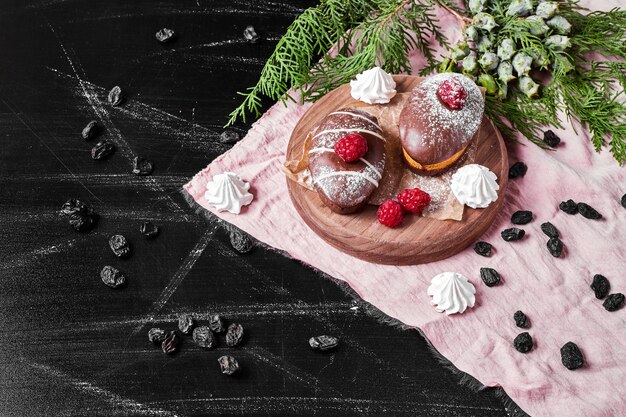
[285, 75, 509, 265]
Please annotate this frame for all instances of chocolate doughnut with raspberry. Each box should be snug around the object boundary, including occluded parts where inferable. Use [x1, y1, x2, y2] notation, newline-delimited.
[308, 108, 386, 214]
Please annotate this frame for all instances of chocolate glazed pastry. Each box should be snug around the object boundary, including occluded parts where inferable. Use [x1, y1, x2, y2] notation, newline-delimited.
[399, 73, 485, 176]
[308, 108, 386, 214]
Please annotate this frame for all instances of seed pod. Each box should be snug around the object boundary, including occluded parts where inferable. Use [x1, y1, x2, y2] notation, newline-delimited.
[91, 140, 116, 160]
[155, 28, 176, 43]
[161, 331, 179, 354]
[507, 0, 533, 17]
[468, 0, 487, 14]
[590, 274, 610, 299]
[139, 221, 160, 238]
[438, 57, 454, 73]
[177, 314, 195, 334]
[496, 83, 508, 100]
[497, 61, 515, 83]
[513, 332, 533, 353]
[514, 310, 530, 328]
[462, 55, 479, 75]
[107, 86, 124, 106]
[464, 26, 479, 42]
[526, 15, 549, 36]
[519, 76, 540, 98]
[603, 293, 624, 312]
[100, 265, 126, 288]
[243, 25, 259, 43]
[560, 342, 584, 370]
[309, 335, 339, 352]
[545, 35, 571, 51]
[81, 120, 99, 141]
[209, 314, 226, 333]
[476, 35, 493, 53]
[480, 267, 501, 287]
[451, 41, 470, 60]
[477, 73, 497, 95]
[473, 13, 497, 32]
[225, 323, 244, 347]
[497, 38, 516, 61]
[473, 241, 492, 257]
[547, 16, 571, 34]
[148, 328, 167, 344]
[540, 221, 559, 238]
[192, 326, 215, 348]
[536, 1, 558, 19]
[528, 49, 550, 69]
[512, 52, 533, 76]
[554, 57, 575, 74]
[501, 227, 525, 241]
[478, 52, 499, 71]
[109, 234, 131, 258]
[218, 355, 240, 375]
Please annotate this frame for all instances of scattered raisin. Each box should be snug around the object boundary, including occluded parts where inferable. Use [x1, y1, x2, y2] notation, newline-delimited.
[473, 241, 492, 257]
[81, 120, 99, 141]
[60, 198, 94, 217]
[218, 355, 240, 375]
[559, 199, 578, 214]
[148, 328, 166, 344]
[243, 25, 260, 43]
[540, 222, 559, 238]
[309, 335, 339, 352]
[603, 293, 624, 312]
[560, 342, 584, 370]
[60, 199, 98, 232]
[514, 311, 529, 328]
[501, 227, 525, 241]
[100, 265, 126, 288]
[225, 323, 244, 347]
[543, 130, 561, 148]
[68, 212, 97, 232]
[577, 203, 602, 220]
[508, 162, 527, 179]
[161, 331, 179, 354]
[209, 314, 226, 334]
[91, 140, 116, 160]
[590, 274, 610, 299]
[480, 267, 501, 287]
[192, 326, 215, 348]
[132, 156, 153, 176]
[177, 314, 195, 334]
[513, 332, 533, 353]
[230, 230, 253, 254]
[219, 130, 241, 144]
[621, 193, 626, 209]
[109, 234, 131, 258]
[139, 221, 160, 238]
[511, 210, 533, 225]
[547, 237, 563, 257]
[108, 86, 124, 106]
[155, 28, 176, 43]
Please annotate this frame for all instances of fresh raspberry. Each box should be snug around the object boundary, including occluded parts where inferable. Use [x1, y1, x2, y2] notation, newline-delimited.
[377, 200, 404, 228]
[397, 188, 431, 214]
[437, 78, 467, 110]
[334, 133, 368, 163]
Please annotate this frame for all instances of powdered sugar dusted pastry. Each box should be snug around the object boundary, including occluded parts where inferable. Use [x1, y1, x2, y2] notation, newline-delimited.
[427, 272, 476, 315]
[204, 172, 253, 214]
[308, 108, 386, 214]
[399, 73, 485, 175]
[450, 164, 499, 208]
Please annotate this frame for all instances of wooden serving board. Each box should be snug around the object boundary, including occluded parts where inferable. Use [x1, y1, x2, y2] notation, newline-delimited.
[285, 75, 509, 265]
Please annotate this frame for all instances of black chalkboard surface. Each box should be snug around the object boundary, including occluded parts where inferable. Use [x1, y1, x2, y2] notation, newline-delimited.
[0, 1, 513, 416]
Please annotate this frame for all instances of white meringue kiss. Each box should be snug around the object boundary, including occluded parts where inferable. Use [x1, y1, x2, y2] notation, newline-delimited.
[204, 172, 253, 214]
[350, 67, 397, 104]
[450, 164, 499, 209]
[427, 272, 476, 315]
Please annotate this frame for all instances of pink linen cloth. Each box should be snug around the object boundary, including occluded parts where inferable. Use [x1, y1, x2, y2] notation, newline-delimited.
[184, 3, 626, 416]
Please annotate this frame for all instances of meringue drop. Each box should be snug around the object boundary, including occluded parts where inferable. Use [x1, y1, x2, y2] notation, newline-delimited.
[204, 172, 254, 214]
[450, 164, 499, 209]
[427, 272, 476, 315]
[350, 67, 397, 104]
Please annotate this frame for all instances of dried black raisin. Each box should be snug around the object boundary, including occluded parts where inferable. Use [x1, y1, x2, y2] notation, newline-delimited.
[559, 199, 578, 214]
[218, 355, 240, 375]
[547, 237, 563, 257]
[543, 130, 561, 148]
[139, 221, 160, 238]
[508, 162, 527, 179]
[155, 28, 176, 43]
[603, 293, 624, 312]
[109, 234, 131, 258]
[161, 331, 179, 354]
[309, 335, 339, 352]
[577, 203, 602, 220]
[219, 130, 241, 144]
[60, 198, 95, 217]
[192, 326, 215, 348]
[473, 241, 492, 257]
[511, 210, 533, 225]
[209, 314, 226, 333]
[480, 267, 501, 287]
[621, 193, 626, 209]
[501, 227, 525, 241]
[513, 332, 533, 353]
[243, 25, 260, 43]
[68, 213, 97, 232]
[590, 274, 610, 299]
[560, 342, 584, 370]
[81, 120, 99, 141]
[177, 314, 195, 334]
[148, 328, 166, 344]
[225, 323, 244, 347]
[230, 230, 253, 254]
[514, 310, 529, 328]
[540, 222, 559, 238]
[91, 140, 116, 160]
[100, 265, 126, 288]
[132, 156, 153, 176]
[108, 86, 124, 106]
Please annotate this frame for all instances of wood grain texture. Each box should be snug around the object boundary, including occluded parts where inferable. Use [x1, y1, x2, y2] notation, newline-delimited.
[286, 76, 509, 265]
[0, 1, 512, 416]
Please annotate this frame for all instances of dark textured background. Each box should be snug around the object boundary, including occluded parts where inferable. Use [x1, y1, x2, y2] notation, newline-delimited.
[0, 1, 513, 416]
